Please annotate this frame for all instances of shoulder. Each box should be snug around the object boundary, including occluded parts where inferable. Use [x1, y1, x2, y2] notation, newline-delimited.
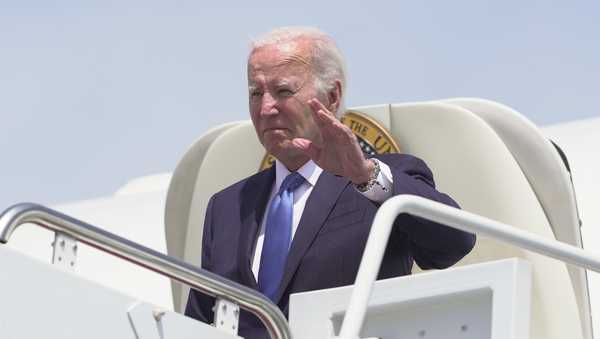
[373, 153, 432, 173]
[373, 153, 435, 186]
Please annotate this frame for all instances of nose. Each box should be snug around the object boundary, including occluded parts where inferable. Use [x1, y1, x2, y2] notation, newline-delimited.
[260, 92, 278, 116]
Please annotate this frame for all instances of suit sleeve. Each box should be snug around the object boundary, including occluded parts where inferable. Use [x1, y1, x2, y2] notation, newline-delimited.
[375, 154, 476, 269]
[184, 194, 216, 324]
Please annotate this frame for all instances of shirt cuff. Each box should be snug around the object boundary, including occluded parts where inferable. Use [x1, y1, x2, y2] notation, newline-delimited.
[357, 159, 393, 203]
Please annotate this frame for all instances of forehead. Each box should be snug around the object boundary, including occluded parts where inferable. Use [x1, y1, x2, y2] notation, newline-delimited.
[248, 40, 314, 81]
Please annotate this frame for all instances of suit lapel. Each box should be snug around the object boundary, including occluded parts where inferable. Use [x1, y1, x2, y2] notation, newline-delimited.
[237, 167, 275, 289]
[273, 171, 350, 304]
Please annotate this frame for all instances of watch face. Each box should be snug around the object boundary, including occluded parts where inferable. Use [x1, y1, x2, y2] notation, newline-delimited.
[259, 110, 400, 171]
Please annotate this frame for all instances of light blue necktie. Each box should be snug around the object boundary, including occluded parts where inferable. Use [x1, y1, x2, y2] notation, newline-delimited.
[258, 172, 305, 301]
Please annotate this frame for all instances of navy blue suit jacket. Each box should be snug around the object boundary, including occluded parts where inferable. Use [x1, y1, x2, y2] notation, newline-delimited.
[185, 154, 475, 339]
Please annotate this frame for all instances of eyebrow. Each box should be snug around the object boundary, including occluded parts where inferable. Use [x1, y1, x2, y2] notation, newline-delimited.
[274, 79, 292, 87]
[248, 78, 295, 91]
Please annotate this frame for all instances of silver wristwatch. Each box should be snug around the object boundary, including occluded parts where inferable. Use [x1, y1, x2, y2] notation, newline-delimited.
[354, 158, 381, 193]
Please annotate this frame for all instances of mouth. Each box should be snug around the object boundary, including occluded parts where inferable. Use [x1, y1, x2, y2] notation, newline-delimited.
[264, 127, 289, 133]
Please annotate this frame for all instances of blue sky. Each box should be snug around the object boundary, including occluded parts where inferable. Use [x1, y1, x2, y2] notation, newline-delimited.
[1, 1, 599, 208]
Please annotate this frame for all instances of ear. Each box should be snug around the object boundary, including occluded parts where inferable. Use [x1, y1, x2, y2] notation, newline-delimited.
[327, 80, 343, 114]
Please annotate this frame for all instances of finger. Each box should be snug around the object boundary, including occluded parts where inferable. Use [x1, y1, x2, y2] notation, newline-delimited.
[308, 99, 336, 124]
[308, 98, 329, 114]
[325, 117, 355, 142]
[309, 110, 336, 142]
[307, 98, 356, 151]
[292, 138, 321, 160]
[308, 101, 345, 144]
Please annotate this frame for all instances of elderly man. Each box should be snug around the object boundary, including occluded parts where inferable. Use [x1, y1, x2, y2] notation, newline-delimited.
[185, 27, 475, 339]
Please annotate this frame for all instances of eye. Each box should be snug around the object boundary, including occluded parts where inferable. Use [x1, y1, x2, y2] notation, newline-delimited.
[277, 88, 294, 97]
[250, 90, 263, 98]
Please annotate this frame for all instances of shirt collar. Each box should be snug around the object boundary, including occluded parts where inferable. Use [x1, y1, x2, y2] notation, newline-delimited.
[274, 159, 323, 191]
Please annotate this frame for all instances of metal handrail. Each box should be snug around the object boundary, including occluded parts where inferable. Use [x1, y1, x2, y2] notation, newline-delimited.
[0, 203, 291, 339]
[337, 195, 600, 339]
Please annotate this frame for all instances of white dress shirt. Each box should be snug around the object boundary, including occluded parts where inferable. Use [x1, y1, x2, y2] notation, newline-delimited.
[251, 159, 394, 278]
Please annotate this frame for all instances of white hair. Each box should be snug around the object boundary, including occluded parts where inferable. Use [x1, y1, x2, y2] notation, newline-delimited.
[250, 26, 347, 117]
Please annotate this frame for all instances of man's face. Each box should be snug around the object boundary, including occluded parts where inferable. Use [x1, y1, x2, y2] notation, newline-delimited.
[247, 40, 326, 163]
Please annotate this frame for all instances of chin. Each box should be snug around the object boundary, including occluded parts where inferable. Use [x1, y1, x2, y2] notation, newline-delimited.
[264, 135, 290, 150]
[267, 142, 302, 159]
[266, 143, 290, 156]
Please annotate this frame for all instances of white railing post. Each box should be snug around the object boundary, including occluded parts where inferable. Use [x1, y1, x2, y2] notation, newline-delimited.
[336, 195, 600, 339]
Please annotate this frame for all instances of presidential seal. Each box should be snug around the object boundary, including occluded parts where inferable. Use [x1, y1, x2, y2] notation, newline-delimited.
[259, 110, 400, 171]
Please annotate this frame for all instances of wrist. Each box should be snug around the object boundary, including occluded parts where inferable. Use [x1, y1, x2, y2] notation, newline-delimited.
[351, 159, 375, 185]
[353, 159, 381, 193]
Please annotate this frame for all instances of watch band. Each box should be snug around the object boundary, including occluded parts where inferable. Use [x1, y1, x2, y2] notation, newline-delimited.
[354, 158, 381, 193]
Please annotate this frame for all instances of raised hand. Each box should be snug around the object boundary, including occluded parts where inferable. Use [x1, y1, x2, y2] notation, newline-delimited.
[292, 98, 374, 184]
